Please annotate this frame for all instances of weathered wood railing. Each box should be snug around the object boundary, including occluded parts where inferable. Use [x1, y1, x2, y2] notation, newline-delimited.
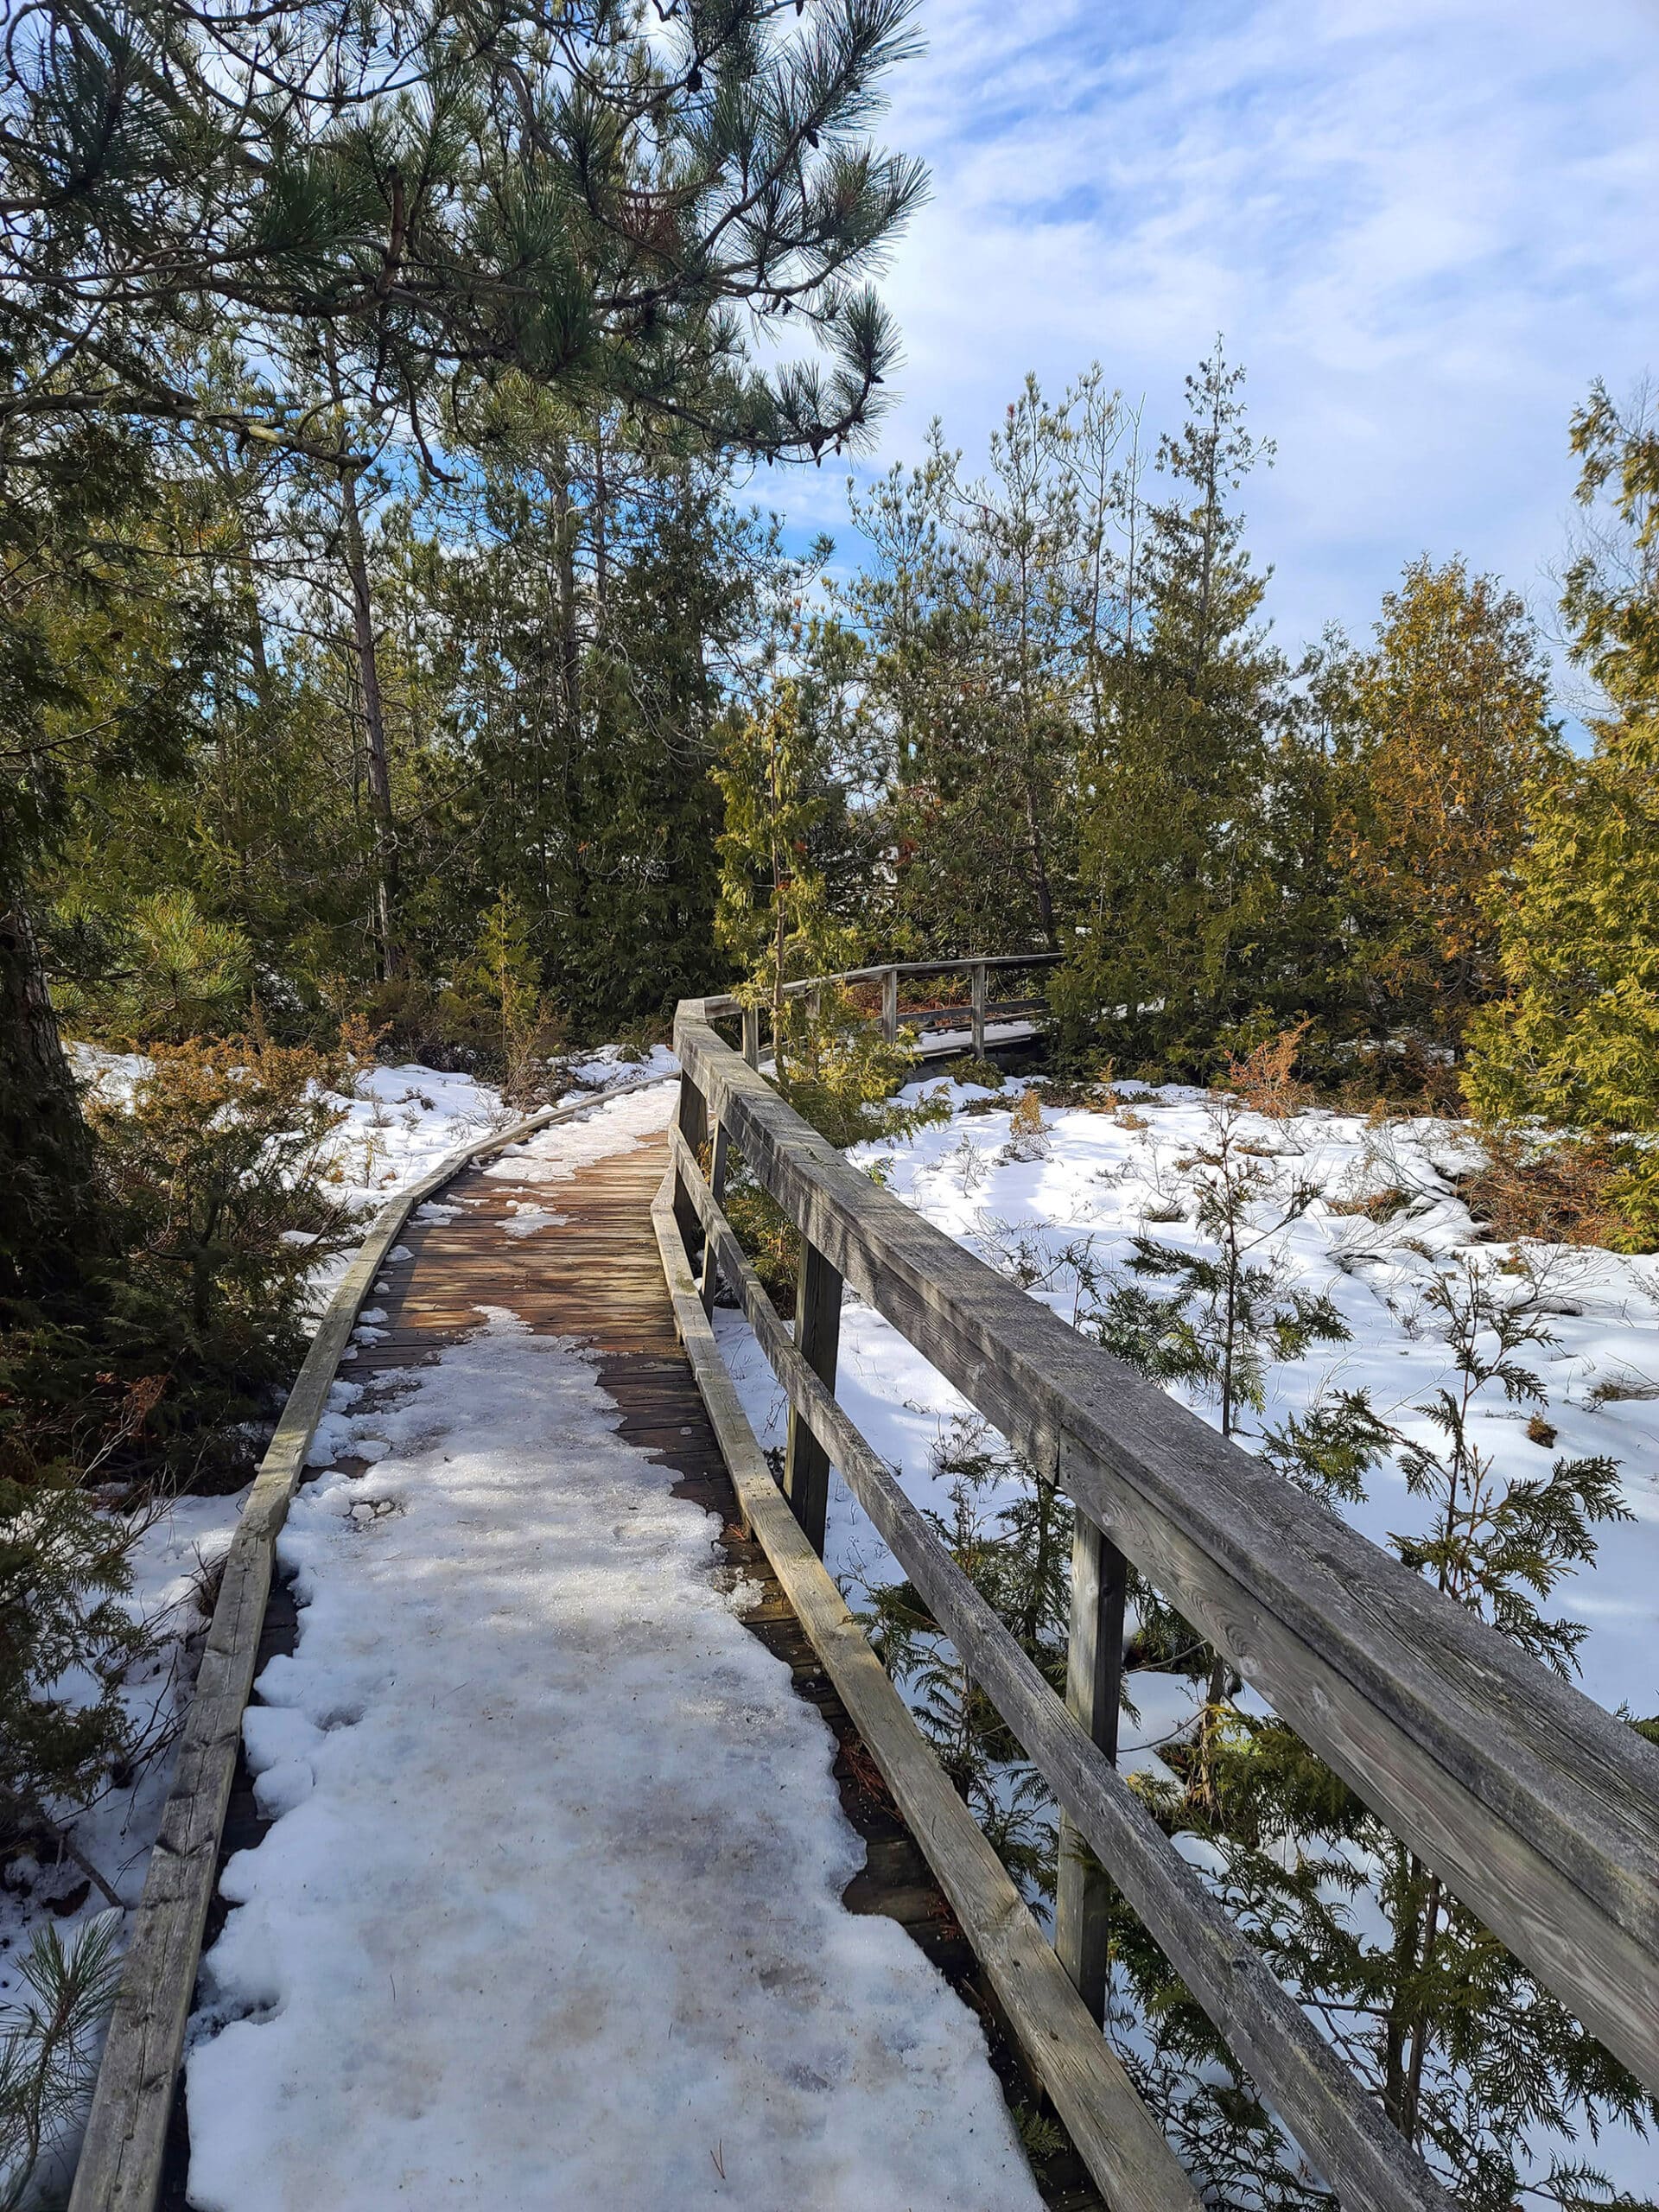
[734, 950, 1062, 1065]
[664, 978, 1659, 2212]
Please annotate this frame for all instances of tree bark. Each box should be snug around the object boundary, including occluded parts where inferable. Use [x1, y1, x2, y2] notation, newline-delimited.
[551, 441, 582, 744]
[336, 462, 400, 977]
[0, 881, 101, 1302]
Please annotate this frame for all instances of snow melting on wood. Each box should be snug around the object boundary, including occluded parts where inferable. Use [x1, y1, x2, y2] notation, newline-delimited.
[181, 1094, 1039, 2212]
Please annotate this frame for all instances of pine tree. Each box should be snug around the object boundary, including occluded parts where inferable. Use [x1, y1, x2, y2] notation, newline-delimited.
[840, 391, 1083, 957]
[2, 0, 929, 1296]
[1056, 344, 1290, 1072]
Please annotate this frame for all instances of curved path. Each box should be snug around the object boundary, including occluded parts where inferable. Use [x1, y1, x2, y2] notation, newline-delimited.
[176, 1086, 1046, 2212]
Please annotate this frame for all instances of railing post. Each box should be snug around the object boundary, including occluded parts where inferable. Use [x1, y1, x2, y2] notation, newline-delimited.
[784, 1239, 842, 1555]
[673, 1074, 709, 1265]
[807, 982, 823, 1024]
[699, 1120, 729, 1314]
[742, 1003, 761, 1069]
[882, 966, 899, 1045]
[971, 960, 988, 1058]
[1055, 1511, 1128, 2024]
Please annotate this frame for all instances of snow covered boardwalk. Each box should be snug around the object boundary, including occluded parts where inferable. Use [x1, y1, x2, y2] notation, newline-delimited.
[178, 1088, 1046, 2212]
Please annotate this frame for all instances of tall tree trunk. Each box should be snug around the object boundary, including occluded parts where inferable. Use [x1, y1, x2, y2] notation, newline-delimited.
[0, 881, 102, 1303]
[552, 442, 582, 743]
[1020, 762, 1058, 949]
[336, 463, 399, 977]
[592, 421, 608, 620]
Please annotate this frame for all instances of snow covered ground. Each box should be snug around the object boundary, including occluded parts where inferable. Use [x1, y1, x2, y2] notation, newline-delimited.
[181, 1088, 1041, 2212]
[75, 1040, 678, 1243]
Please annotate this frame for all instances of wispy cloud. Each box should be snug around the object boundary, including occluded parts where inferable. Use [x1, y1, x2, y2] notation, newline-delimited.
[769, 0, 1659, 659]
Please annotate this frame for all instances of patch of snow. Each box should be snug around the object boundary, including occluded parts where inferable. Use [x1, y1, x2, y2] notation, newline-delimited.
[0, 1489, 247, 2010]
[481, 1078, 676, 1191]
[499, 1202, 565, 1240]
[710, 1080, 1659, 2198]
[183, 1314, 1041, 2212]
[562, 1040, 679, 1089]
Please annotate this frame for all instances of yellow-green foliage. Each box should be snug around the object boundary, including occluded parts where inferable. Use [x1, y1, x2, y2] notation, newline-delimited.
[721, 992, 950, 1306]
[1465, 720, 1659, 1245]
[1465, 383, 1659, 1248]
[448, 890, 564, 1103]
[59, 890, 252, 1046]
[775, 988, 947, 1149]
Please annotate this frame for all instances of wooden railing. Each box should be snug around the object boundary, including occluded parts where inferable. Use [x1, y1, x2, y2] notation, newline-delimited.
[727, 950, 1063, 1065]
[664, 970, 1659, 2212]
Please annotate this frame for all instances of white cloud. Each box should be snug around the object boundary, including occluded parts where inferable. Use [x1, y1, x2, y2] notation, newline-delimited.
[768, 0, 1659, 658]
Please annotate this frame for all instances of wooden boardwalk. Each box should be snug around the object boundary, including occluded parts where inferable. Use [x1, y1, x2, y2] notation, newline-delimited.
[85, 957, 1659, 2212]
[183, 1121, 1103, 2211]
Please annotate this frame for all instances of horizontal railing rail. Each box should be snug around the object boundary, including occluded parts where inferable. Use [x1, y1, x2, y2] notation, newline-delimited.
[666, 976, 1659, 2212]
[693, 950, 1063, 1063]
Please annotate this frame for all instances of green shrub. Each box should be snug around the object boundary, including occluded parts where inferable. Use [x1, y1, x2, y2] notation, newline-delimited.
[719, 994, 949, 1308]
[0, 1912, 124, 2210]
[87, 1036, 356, 1459]
[57, 890, 252, 1046]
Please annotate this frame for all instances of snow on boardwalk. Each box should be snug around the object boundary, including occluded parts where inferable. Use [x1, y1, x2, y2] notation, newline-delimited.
[183, 1087, 1041, 2212]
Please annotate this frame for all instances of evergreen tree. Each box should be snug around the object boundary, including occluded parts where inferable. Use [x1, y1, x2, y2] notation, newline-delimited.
[1338, 556, 1560, 1043]
[1055, 344, 1294, 1072]
[1465, 384, 1659, 1244]
[2, 0, 929, 1292]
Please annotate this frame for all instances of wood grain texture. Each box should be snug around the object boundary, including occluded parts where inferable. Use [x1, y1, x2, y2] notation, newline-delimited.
[1055, 1518, 1128, 2024]
[651, 1176, 1200, 2212]
[783, 1237, 842, 1554]
[71, 1075, 672, 2212]
[672, 1014, 1659, 2096]
[671, 1128, 1455, 2212]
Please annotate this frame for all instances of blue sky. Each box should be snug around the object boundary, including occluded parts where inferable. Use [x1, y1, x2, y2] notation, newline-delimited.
[762, 0, 1659, 693]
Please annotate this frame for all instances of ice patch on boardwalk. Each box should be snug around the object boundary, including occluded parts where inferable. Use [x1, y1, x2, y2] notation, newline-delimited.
[184, 1311, 1040, 2212]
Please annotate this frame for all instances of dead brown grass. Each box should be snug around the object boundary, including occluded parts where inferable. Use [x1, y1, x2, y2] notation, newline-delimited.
[1221, 1021, 1315, 1118]
[1463, 1130, 1626, 1248]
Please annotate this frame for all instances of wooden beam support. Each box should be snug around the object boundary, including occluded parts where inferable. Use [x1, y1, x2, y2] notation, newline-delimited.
[970, 960, 987, 1058]
[741, 1003, 761, 1069]
[784, 1238, 842, 1554]
[671, 1071, 708, 1262]
[1055, 1514, 1128, 2023]
[881, 966, 899, 1045]
[699, 1120, 729, 1314]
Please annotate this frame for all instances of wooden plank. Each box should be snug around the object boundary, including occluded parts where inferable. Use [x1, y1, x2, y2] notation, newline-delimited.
[670, 1127, 1456, 2212]
[700, 1120, 729, 1314]
[1055, 1518, 1128, 2025]
[71, 1076, 674, 2212]
[650, 1177, 1201, 2212]
[671, 1015, 1659, 2095]
[783, 1237, 841, 1555]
